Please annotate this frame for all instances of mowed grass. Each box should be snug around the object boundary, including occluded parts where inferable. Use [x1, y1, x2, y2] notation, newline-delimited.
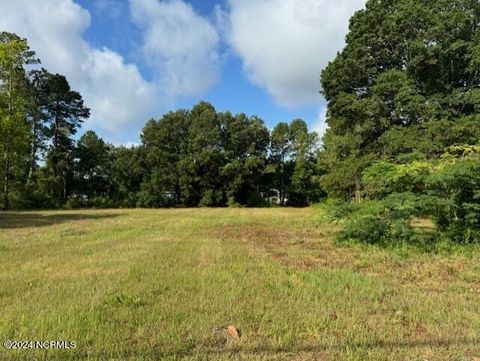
[0, 208, 479, 361]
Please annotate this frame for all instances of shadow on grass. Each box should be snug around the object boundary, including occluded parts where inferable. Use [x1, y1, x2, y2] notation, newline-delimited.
[0, 212, 120, 229]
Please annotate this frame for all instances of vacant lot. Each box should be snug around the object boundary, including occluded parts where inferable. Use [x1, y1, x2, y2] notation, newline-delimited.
[0, 208, 479, 360]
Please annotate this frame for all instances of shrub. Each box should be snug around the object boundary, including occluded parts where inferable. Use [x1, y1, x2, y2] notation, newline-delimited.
[340, 145, 480, 245]
[335, 195, 417, 245]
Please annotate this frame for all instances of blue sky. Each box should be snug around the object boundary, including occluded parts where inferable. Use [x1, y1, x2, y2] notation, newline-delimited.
[0, 0, 365, 144]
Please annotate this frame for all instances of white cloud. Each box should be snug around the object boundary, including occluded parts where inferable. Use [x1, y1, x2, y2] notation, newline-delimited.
[225, 0, 365, 108]
[0, 0, 364, 142]
[82, 48, 157, 135]
[0, 0, 158, 143]
[129, 0, 220, 102]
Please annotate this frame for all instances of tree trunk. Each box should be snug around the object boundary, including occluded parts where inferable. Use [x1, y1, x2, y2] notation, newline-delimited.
[3, 159, 10, 211]
[52, 102, 59, 177]
[53, 114, 59, 178]
[175, 181, 181, 204]
[27, 116, 37, 182]
[63, 169, 67, 200]
[280, 152, 285, 206]
[354, 182, 362, 203]
[3, 69, 13, 210]
[8, 69, 12, 114]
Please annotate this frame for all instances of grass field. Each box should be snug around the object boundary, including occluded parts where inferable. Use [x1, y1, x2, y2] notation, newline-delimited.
[0, 208, 479, 360]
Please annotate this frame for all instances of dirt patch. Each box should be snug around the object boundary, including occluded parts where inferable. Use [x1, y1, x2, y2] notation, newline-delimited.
[208, 221, 479, 295]
[212, 223, 355, 271]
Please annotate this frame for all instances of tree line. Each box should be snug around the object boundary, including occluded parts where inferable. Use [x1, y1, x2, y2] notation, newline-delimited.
[0, 32, 322, 209]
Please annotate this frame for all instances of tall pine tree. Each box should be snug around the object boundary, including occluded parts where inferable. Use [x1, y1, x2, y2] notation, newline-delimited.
[42, 73, 90, 203]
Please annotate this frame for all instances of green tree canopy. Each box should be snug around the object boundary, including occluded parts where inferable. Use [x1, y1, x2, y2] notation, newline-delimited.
[0, 32, 38, 209]
[42, 72, 90, 202]
[320, 0, 480, 199]
[73, 130, 111, 200]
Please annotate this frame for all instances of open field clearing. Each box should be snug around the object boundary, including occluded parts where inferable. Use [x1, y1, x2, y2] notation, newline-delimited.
[0, 208, 479, 360]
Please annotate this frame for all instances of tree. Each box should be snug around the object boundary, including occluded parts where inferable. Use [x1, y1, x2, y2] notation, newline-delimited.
[269, 119, 321, 206]
[181, 102, 225, 206]
[0, 32, 38, 210]
[270, 122, 292, 206]
[73, 131, 111, 202]
[221, 112, 270, 206]
[25, 69, 50, 183]
[320, 0, 480, 200]
[42, 72, 90, 203]
[110, 146, 146, 207]
[140, 111, 189, 207]
[139, 103, 274, 208]
[289, 119, 322, 205]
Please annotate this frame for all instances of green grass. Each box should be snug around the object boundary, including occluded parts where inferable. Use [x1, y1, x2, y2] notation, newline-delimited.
[0, 208, 479, 360]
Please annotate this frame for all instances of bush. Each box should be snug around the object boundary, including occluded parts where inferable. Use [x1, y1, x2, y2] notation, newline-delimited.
[247, 192, 268, 207]
[334, 195, 417, 245]
[65, 196, 84, 209]
[227, 196, 243, 208]
[338, 212, 391, 244]
[340, 145, 480, 245]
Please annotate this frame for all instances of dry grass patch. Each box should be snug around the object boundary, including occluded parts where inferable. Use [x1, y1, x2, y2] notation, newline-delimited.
[207, 211, 480, 295]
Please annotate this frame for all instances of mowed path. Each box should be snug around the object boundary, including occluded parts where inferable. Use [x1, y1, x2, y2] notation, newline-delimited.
[0, 208, 479, 360]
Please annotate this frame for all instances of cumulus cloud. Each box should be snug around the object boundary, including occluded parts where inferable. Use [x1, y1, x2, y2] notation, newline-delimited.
[0, 0, 365, 141]
[129, 0, 220, 102]
[225, 0, 365, 108]
[82, 48, 157, 135]
[0, 0, 157, 143]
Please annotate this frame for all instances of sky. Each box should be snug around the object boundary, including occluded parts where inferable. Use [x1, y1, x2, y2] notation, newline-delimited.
[0, 0, 365, 145]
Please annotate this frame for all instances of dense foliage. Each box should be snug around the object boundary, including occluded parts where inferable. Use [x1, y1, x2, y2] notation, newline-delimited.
[321, 0, 480, 244]
[333, 146, 480, 245]
[0, 33, 90, 210]
[136, 104, 322, 207]
[0, 32, 322, 210]
[320, 0, 480, 200]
